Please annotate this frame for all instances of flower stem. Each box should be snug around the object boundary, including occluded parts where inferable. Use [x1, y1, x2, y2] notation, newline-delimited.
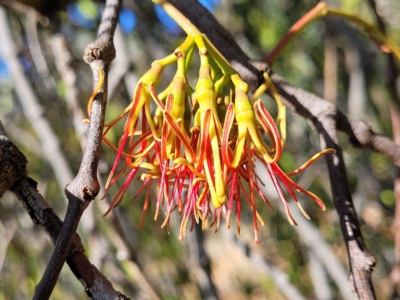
[264, 1, 400, 64]
[152, 0, 201, 36]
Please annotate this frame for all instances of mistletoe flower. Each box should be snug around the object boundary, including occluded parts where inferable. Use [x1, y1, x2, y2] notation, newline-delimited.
[99, 34, 335, 243]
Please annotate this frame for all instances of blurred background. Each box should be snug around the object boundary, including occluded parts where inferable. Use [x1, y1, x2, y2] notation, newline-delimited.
[0, 0, 399, 299]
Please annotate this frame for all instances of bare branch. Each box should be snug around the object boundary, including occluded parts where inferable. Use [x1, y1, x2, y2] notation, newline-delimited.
[336, 111, 400, 167]
[0, 119, 130, 299]
[10, 177, 130, 299]
[33, 0, 122, 298]
[272, 76, 376, 298]
[53, 27, 159, 299]
[0, 122, 27, 197]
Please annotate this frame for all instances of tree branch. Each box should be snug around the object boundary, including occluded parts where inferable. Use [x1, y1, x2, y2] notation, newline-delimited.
[33, 0, 122, 298]
[0, 120, 130, 299]
[271, 76, 376, 298]
[0, 122, 27, 196]
[11, 178, 131, 299]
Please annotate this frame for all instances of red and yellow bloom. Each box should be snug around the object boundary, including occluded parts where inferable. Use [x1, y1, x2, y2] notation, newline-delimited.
[96, 35, 334, 243]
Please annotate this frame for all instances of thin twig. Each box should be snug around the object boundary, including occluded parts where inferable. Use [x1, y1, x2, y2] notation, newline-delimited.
[52, 27, 157, 298]
[33, 0, 122, 298]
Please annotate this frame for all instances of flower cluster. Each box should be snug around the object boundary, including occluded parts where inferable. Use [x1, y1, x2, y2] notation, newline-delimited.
[98, 35, 334, 242]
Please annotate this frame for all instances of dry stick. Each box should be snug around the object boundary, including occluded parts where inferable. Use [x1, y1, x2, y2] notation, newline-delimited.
[52, 30, 160, 299]
[12, 178, 131, 299]
[272, 76, 377, 299]
[165, 0, 388, 298]
[32, 0, 122, 299]
[0, 120, 130, 299]
[367, 1, 400, 298]
[0, 122, 28, 197]
[52, 32, 111, 247]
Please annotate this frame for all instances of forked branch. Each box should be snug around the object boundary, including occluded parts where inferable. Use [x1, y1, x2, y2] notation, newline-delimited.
[0, 120, 130, 299]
